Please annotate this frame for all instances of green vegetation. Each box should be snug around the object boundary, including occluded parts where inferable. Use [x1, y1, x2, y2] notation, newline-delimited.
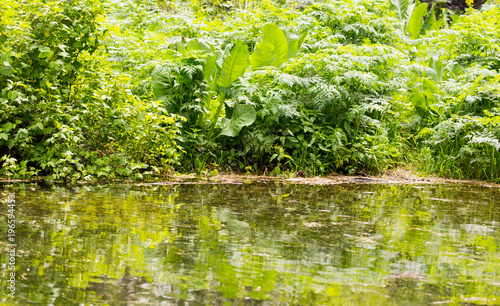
[1, 0, 500, 182]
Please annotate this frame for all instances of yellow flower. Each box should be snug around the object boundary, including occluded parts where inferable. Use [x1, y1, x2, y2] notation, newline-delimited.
[466, 0, 474, 7]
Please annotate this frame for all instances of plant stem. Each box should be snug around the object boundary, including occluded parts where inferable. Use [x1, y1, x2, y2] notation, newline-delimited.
[206, 92, 226, 141]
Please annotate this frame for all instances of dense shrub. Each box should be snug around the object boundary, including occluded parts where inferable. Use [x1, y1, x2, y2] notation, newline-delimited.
[0, 0, 182, 181]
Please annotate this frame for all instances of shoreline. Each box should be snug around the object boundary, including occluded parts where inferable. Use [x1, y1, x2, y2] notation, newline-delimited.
[1, 170, 499, 188]
[143, 172, 500, 187]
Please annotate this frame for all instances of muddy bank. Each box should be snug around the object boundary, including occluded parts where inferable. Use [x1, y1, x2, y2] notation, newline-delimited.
[2, 169, 499, 188]
[139, 170, 500, 188]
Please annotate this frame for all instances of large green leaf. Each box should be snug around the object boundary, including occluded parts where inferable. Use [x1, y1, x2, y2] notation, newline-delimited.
[262, 23, 288, 64]
[220, 104, 256, 137]
[445, 62, 462, 80]
[284, 29, 299, 59]
[421, 4, 437, 34]
[411, 91, 429, 118]
[422, 78, 439, 102]
[389, 0, 409, 29]
[408, 3, 428, 39]
[203, 54, 217, 81]
[186, 39, 212, 54]
[175, 41, 186, 56]
[250, 23, 288, 70]
[298, 28, 309, 51]
[250, 41, 275, 70]
[428, 56, 443, 82]
[162, 50, 181, 61]
[152, 67, 173, 100]
[217, 41, 249, 88]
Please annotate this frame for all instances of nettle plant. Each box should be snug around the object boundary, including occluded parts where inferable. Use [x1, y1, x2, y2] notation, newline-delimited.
[0, 0, 183, 181]
[0, 0, 103, 179]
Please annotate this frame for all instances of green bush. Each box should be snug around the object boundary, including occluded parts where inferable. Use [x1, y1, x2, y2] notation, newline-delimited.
[0, 0, 183, 181]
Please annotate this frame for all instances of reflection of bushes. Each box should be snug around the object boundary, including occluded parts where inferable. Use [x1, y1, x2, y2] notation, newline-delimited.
[10, 183, 500, 303]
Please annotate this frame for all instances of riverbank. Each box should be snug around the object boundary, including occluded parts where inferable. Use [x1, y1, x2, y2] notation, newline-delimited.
[147, 171, 500, 187]
[2, 168, 500, 188]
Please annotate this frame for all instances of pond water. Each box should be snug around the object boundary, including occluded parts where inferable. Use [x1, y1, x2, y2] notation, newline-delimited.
[1, 182, 499, 305]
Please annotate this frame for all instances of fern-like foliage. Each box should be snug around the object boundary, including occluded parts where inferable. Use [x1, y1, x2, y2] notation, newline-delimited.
[308, 3, 400, 45]
[152, 57, 207, 128]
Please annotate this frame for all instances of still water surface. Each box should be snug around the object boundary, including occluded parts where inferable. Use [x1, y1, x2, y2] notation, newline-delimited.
[1, 182, 499, 305]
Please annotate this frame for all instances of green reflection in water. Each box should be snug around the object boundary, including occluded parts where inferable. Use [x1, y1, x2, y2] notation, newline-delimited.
[1, 183, 499, 305]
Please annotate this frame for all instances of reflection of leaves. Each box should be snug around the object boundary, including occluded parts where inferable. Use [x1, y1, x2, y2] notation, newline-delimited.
[6, 184, 500, 305]
[303, 221, 323, 228]
[87, 267, 150, 304]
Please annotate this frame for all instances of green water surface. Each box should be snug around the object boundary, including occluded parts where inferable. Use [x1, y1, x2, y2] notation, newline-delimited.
[1, 182, 499, 305]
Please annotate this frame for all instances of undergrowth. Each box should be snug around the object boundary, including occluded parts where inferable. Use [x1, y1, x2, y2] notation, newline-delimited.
[1, 0, 500, 182]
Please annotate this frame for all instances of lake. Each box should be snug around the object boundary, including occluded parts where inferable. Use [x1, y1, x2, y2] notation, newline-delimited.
[1, 181, 499, 305]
